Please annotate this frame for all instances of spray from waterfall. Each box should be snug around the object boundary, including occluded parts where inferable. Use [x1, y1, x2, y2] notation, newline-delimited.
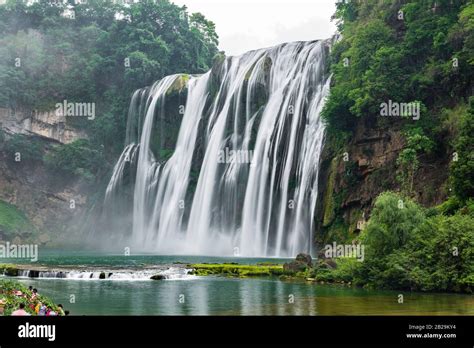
[104, 40, 331, 257]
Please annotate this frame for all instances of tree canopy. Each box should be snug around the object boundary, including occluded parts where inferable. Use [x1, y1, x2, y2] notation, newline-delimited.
[0, 0, 219, 155]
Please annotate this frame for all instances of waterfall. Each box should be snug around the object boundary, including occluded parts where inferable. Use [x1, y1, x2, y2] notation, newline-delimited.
[13, 268, 193, 280]
[104, 40, 331, 257]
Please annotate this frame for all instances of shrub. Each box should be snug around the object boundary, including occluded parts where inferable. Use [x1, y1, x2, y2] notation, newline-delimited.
[450, 97, 474, 203]
[3, 134, 43, 163]
[44, 139, 105, 182]
[360, 192, 425, 258]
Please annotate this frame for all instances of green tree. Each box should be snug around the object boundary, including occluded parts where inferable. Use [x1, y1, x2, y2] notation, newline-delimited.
[0, 0, 219, 160]
[450, 97, 474, 202]
[44, 139, 106, 182]
[360, 192, 425, 258]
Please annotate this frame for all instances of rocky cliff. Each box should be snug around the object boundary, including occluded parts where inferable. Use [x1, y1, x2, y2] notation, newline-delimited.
[0, 108, 87, 144]
[0, 109, 90, 246]
[315, 115, 451, 247]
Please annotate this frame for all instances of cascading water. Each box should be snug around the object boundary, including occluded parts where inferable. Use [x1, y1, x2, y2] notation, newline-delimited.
[104, 40, 331, 257]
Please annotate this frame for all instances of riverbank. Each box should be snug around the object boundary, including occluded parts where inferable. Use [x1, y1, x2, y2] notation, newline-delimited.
[6, 270, 473, 316]
[189, 252, 473, 294]
[1, 252, 473, 315]
[0, 279, 63, 316]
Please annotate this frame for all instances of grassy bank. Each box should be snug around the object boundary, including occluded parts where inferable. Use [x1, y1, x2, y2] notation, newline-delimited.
[188, 263, 284, 277]
[0, 279, 61, 316]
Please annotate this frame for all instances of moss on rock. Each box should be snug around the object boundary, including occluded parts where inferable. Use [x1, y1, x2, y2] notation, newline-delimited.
[322, 158, 338, 227]
[0, 200, 35, 237]
[188, 263, 284, 277]
[166, 74, 190, 95]
[0, 264, 19, 277]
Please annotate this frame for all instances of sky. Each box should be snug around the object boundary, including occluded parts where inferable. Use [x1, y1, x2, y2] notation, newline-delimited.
[172, 0, 338, 56]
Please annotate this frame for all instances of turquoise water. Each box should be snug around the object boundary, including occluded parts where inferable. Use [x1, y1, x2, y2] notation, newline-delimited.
[13, 276, 474, 316]
[2, 249, 290, 267]
[3, 251, 473, 315]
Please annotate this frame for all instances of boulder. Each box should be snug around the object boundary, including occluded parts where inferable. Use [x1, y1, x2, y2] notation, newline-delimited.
[4, 265, 19, 276]
[295, 253, 313, 267]
[28, 270, 40, 278]
[315, 258, 337, 270]
[150, 274, 166, 280]
[283, 253, 313, 273]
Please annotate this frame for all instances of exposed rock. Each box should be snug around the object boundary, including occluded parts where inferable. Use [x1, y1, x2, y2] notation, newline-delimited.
[3, 265, 19, 277]
[315, 115, 450, 247]
[28, 270, 40, 278]
[99, 272, 106, 279]
[358, 158, 369, 167]
[0, 134, 92, 246]
[150, 274, 166, 280]
[0, 107, 87, 144]
[283, 253, 312, 273]
[38, 233, 50, 244]
[325, 259, 338, 270]
[313, 257, 337, 270]
[295, 253, 312, 267]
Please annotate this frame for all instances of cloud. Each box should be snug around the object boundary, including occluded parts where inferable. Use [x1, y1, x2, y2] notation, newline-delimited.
[172, 0, 337, 56]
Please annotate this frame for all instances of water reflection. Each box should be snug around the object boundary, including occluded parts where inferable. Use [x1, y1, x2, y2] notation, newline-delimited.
[14, 277, 474, 316]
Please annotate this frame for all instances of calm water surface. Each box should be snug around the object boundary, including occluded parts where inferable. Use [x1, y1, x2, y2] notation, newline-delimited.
[3, 251, 473, 316]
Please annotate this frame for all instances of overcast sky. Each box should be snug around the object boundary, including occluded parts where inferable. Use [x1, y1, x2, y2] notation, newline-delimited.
[172, 0, 337, 56]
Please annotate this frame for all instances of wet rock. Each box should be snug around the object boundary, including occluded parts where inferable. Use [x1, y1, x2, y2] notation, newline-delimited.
[3, 265, 19, 276]
[28, 270, 40, 278]
[283, 253, 313, 273]
[295, 253, 313, 267]
[315, 258, 337, 270]
[150, 274, 166, 280]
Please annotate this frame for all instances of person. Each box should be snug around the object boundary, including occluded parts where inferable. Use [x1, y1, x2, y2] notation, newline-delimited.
[31, 288, 38, 300]
[0, 299, 6, 316]
[38, 304, 47, 316]
[11, 303, 30, 316]
[57, 304, 65, 316]
[64, 310, 70, 316]
[28, 286, 33, 292]
[35, 302, 42, 314]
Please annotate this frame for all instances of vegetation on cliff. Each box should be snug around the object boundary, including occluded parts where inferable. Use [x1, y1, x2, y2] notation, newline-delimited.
[322, 0, 473, 201]
[314, 0, 473, 292]
[0, 0, 219, 158]
[0, 0, 220, 239]
[0, 200, 35, 238]
[314, 192, 474, 293]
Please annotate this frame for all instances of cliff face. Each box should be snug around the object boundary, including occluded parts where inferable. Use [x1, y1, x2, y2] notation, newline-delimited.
[0, 144, 89, 246]
[0, 109, 90, 246]
[0, 108, 87, 144]
[315, 116, 451, 246]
